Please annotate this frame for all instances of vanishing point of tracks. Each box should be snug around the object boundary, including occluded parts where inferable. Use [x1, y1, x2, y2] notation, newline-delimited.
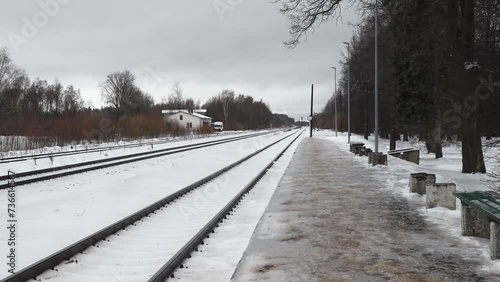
[1, 128, 303, 282]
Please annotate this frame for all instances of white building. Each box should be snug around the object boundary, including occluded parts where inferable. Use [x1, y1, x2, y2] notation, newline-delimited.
[162, 110, 212, 130]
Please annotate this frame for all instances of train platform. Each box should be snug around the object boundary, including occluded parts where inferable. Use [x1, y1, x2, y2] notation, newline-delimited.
[230, 137, 496, 282]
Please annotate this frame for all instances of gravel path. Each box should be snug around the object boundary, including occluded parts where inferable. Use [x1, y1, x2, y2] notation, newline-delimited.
[231, 137, 498, 282]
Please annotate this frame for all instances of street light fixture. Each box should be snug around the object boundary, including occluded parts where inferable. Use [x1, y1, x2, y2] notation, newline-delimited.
[331, 66, 338, 137]
[343, 42, 351, 144]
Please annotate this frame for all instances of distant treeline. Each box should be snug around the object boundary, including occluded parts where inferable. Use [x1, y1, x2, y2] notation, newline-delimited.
[0, 47, 294, 149]
[204, 90, 294, 130]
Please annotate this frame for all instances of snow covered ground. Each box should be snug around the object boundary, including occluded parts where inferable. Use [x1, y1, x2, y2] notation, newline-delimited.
[32, 130, 304, 282]
[318, 130, 499, 192]
[0, 131, 262, 176]
[0, 131, 246, 159]
[315, 130, 500, 276]
[0, 130, 293, 279]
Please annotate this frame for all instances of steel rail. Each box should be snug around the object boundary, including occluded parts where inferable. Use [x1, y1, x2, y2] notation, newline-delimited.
[0, 132, 247, 164]
[0, 129, 301, 282]
[148, 128, 304, 281]
[0, 131, 276, 189]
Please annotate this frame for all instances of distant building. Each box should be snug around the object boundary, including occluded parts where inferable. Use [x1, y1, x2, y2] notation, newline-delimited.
[162, 110, 212, 130]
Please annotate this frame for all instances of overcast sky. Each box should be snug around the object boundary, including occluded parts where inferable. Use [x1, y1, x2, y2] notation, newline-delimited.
[0, 0, 359, 120]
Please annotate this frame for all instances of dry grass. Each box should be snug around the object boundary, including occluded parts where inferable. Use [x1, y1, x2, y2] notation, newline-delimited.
[0, 112, 198, 152]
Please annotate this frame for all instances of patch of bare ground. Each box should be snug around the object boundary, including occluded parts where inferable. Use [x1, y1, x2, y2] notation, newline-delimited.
[254, 264, 277, 273]
[280, 226, 306, 242]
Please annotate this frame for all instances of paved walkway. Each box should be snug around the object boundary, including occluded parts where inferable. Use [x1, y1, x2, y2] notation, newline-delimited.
[231, 137, 497, 282]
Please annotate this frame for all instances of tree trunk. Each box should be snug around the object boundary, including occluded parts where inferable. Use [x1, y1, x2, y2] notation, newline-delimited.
[395, 130, 401, 141]
[433, 106, 443, 159]
[390, 126, 397, 150]
[364, 88, 369, 140]
[403, 132, 409, 142]
[457, 0, 486, 173]
[461, 121, 486, 173]
[426, 138, 436, 153]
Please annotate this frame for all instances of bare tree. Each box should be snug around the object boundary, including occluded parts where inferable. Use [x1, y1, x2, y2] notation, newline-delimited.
[167, 82, 184, 109]
[0, 49, 28, 115]
[0, 47, 14, 91]
[100, 71, 137, 109]
[273, 0, 344, 48]
[63, 85, 83, 114]
[220, 89, 235, 122]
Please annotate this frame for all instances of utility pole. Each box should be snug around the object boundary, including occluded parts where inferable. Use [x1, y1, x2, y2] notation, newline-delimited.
[374, 0, 379, 153]
[332, 66, 338, 137]
[343, 42, 351, 144]
[310, 84, 314, 138]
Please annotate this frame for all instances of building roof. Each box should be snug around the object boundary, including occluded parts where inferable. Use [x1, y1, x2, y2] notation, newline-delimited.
[190, 112, 212, 120]
[163, 110, 212, 120]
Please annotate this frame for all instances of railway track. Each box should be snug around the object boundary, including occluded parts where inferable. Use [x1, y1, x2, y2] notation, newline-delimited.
[0, 131, 278, 189]
[0, 128, 304, 282]
[0, 133, 242, 164]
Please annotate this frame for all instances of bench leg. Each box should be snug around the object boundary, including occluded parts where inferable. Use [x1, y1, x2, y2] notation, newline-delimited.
[491, 222, 500, 259]
[462, 203, 490, 238]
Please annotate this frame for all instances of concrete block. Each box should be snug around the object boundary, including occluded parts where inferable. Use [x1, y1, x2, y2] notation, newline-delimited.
[372, 153, 388, 167]
[426, 183, 456, 210]
[461, 203, 490, 239]
[491, 222, 500, 259]
[388, 152, 403, 159]
[350, 143, 365, 153]
[409, 173, 436, 195]
[360, 147, 371, 157]
[355, 146, 365, 155]
[403, 150, 420, 165]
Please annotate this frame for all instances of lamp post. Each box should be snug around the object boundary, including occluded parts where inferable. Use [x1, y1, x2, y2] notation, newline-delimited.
[343, 42, 351, 144]
[331, 66, 338, 137]
[374, 0, 379, 153]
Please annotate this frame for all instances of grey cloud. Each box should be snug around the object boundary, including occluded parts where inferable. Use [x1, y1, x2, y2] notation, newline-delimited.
[0, 0, 358, 120]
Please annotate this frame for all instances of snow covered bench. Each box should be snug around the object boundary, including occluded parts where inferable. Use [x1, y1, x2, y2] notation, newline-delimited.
[387, 148, 420, 165]
[454, 191, 500, 259]
[367, 152, 387, 166]
[359, 147, 372, 157]
[350, 143, 365, 153]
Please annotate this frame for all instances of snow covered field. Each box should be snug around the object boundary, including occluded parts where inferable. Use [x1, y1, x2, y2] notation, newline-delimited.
[316, 130, 500, 275]
[0, 130, 294, 278]
[0, 131, 261, 175]
[0, 131, 245, 159]
[33, 130, 303, 282]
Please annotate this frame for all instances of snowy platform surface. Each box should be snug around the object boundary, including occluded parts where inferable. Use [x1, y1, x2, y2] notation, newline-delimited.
[231, 137, 499, 281]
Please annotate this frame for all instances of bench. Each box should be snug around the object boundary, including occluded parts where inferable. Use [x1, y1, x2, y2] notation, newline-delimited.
[368, 152, 387, 166]
[359, 147, 372, 157]
[354, 146, 365, 155]
[388, 148, 420, 165]
[350, 143, 365, 153]
[454, 191, 500, 259]
[388, 148, 415, 153]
